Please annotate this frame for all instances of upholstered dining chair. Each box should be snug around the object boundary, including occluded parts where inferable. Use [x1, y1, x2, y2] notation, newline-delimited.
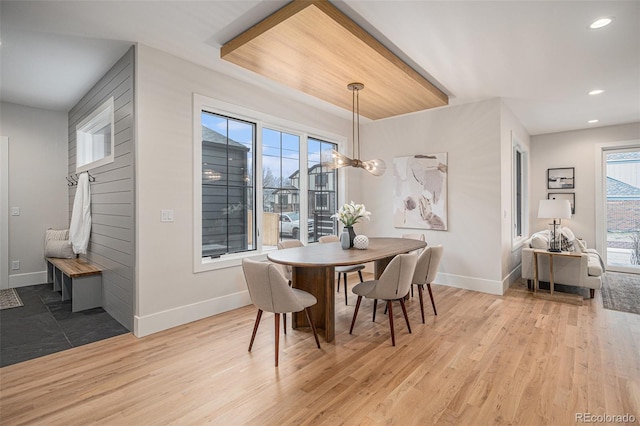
[349, 253, 418, 346]
[402, 233, 426, 297]
[277, 239, 304, 284]
[242, 258, 321, 367]
[412, 245, 443, 323]
[275, 239, 304, 332]
[318, 235, 365, 305]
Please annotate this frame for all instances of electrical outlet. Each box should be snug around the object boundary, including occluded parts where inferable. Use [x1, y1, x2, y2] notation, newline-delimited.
[11, 260, 19, 270]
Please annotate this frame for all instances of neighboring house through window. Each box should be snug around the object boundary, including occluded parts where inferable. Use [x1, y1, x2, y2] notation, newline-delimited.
[193, 95, 342, 271]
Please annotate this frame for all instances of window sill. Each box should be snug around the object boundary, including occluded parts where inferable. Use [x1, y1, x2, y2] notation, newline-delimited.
[194, 251, 268, 273]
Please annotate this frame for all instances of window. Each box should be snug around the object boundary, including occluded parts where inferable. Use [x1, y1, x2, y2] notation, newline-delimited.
[308, 138, 338, 242]
[512, 136, 528, 245]
[262, 127, 300, 242]
[76, 97, 115, 172]
[201, 111, 256, 259]
[194, 95, 343, 271]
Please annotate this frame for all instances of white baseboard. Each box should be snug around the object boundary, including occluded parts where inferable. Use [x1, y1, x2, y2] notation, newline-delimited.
[503, 265, 522, 293]
[434, 272, 504, 295]
[134, 290, 252, 337]
[9, 271, 47, 287]
[366, 265, 505, 295]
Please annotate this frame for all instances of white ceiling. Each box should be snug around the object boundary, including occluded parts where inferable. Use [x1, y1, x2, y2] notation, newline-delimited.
[1, 0, 638, 135]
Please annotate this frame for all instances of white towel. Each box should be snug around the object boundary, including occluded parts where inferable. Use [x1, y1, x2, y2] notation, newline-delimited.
[70, 172, 92, 254]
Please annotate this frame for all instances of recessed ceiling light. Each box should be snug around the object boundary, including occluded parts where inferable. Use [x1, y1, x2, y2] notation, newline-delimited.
[588, 119, 599, 124]
[588, 89, 605, 95]
[589, 17, 614, 29]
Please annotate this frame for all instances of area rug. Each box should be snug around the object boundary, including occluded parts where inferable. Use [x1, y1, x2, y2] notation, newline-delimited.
[0, 288, 24, 310]
[601, 272, 640, 315]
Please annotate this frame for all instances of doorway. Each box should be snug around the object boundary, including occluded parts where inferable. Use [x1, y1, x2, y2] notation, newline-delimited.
[600, 145, 640, 274]
[1, 136, 8, 289]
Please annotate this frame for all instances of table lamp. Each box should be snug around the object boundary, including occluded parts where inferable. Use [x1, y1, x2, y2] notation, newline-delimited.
[537, 199, 572, 252]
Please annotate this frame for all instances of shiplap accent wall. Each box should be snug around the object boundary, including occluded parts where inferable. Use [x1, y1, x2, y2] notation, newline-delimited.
[68, 47, 135, 330]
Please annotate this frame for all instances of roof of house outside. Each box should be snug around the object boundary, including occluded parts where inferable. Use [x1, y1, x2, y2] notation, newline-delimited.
[202, 126, 248, 150]
[607, 176, 640, 198]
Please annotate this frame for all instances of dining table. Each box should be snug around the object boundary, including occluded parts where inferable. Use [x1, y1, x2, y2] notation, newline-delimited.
[267, 237, 426, 342]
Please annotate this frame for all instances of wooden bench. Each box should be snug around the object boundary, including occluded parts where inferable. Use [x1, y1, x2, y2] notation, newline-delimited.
[46, 257, 102, 312]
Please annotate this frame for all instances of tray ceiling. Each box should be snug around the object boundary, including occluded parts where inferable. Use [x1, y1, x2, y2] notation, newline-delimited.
[221, 0, 448, 120]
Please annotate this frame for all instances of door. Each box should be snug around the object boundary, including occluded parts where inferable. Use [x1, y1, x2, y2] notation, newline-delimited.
[1, 136, 8, 289]
[602, 147, 640, 274]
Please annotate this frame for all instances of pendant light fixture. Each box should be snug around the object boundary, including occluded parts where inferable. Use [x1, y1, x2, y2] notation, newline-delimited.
[327, 83, 386, 176]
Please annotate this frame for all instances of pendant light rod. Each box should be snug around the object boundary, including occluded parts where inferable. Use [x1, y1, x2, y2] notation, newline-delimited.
[348, 82, 364, 160]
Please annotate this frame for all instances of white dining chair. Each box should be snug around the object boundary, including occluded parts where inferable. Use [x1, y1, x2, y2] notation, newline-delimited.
[412, 245, 443, 323]
[242, 258, 321, 367]
[349, 253, 418, 346]
[318, 235, 364, 305]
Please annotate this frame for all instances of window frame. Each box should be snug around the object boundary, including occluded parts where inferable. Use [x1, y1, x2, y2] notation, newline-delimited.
[512, 133, 529, 249]
[193, 94, 345, 273]
[76, 97, 115, 172]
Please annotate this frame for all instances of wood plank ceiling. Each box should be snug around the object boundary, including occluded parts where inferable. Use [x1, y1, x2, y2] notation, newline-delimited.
[221, 0, 448, 120]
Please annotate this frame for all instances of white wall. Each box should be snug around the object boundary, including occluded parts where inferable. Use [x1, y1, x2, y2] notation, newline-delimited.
[530, 122, 640, 247]
[134, 45, 350, 336]
[500, 102, 531, 291]
[356, 98, 505, 294]
[1, 102, 69, 287]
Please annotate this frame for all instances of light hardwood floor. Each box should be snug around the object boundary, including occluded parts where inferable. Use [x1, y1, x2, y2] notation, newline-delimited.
[1, 276, 639, 425]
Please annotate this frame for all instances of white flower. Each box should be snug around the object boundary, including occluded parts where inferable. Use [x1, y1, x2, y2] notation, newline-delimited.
[331, 201, 371, 227]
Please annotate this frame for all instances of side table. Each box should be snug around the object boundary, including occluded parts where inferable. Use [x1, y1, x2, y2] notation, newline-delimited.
[532, 249, 583, 304]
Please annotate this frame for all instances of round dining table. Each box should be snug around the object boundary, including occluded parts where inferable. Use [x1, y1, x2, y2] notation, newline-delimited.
[267, 237, 426, 342]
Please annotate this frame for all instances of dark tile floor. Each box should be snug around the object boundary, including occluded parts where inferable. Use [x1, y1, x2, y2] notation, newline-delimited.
[0, 284, 129, 367]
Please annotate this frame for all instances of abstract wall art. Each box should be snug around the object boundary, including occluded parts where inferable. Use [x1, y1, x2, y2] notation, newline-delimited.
[393, 153, 448, 230]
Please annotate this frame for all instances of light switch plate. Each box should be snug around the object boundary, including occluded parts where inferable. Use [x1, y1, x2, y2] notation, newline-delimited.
[11, 207, 20, 216]
[161, 209, 174, 222]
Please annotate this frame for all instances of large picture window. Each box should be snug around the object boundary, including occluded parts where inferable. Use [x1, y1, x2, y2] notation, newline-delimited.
[201, 112, 255, 258]
[194, 95, 342, 271]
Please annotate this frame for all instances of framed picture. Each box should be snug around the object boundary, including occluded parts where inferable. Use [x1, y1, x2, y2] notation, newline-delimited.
[392, 153, 448, 230]
[547, 167, 575, 189]
[548, 192, 575, 214]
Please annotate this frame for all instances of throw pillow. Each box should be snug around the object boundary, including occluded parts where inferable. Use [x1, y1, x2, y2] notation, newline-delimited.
[44, 228, 74, 258]
[44, 239, 75, 259]
[575, 239, 588, 253]
[531, 233, 548, 250]
[45, 228, 69, 242]
[559, 227, 576, 252]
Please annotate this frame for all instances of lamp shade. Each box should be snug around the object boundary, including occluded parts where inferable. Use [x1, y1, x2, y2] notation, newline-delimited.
[538, 199, 572, 219]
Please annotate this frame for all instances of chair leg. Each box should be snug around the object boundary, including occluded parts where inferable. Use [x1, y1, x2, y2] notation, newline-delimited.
[350, 296, 363, 334]
[387, 301, 395, 346]
[411, 286, 414, 298]
[304, 307, 321, 349]
[590, 288, 595, 299]
[337, 273, 341, 293]
[427, 283, 437, 315]
[274, 313, 280, 367]
[372, 299, 378, 322]
[417, 284, 426, 324]
[343, 273, 348, 305]
[357, 270, 364, 282]
[248, 309, 263, 352]
[399, 298, 412, 334]
[283, 312, 287, 334]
